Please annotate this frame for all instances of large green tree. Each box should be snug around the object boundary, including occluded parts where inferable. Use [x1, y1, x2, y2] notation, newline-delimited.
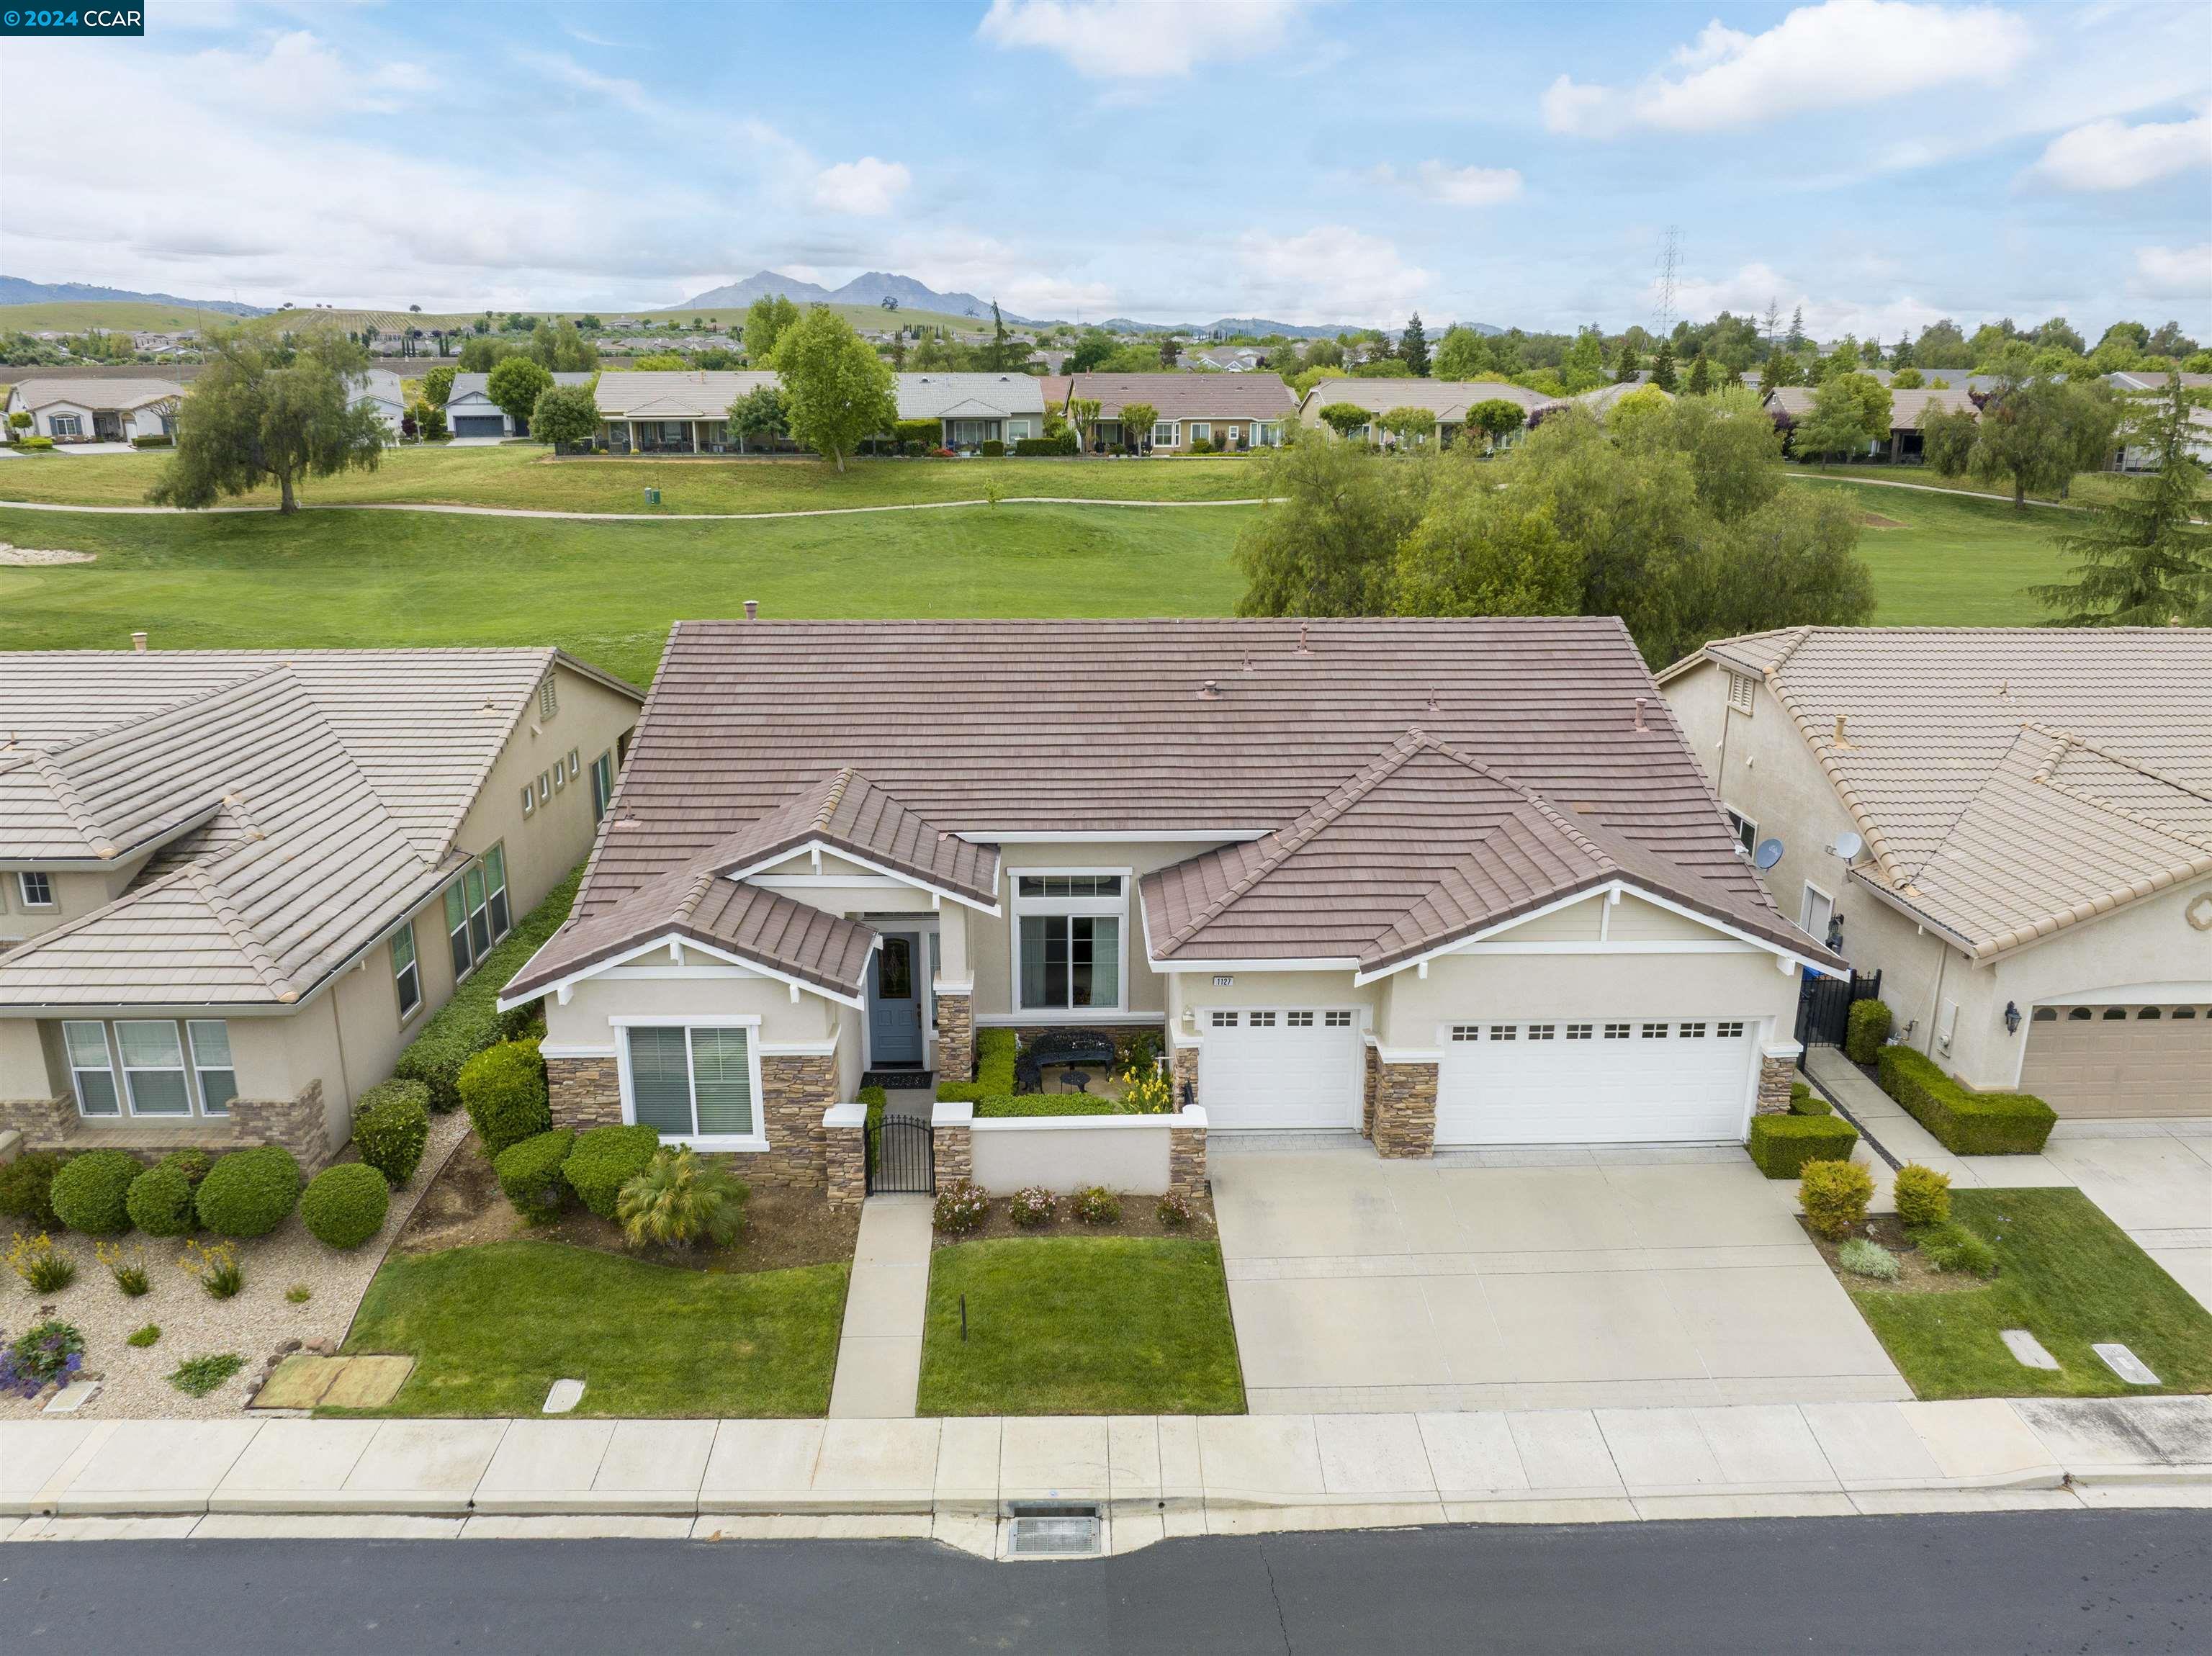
[1467, 399, 1527, 453]
[457, 337, 513, 374]
[1649, 340, 1678, 392]
[530, 382, 600, 450]
[1234, 439, 1429, 617]
[421, 364, 457, 408]
[773, 307, 896, 472]
[2033, 374, 2212, 624]
[1393, 468, 1576, 617]
[727, 383, 788, 454]
[1399, 313, 1430, 377]
[1315, 402, 1372, 440]
[1118, 401, 1158, 454]
[1431, 326, 1490, 382]
[742, 294, 801, 364]
[487, 357, 554, 429]
[1968, 361, 2118, 507]
[1558, 328, 1606, 394]
[528, 318, 600, 372]
[146, 327, 385, 514]
[1791, 372, 1892, 461]
[1066, 328, 1118, 373]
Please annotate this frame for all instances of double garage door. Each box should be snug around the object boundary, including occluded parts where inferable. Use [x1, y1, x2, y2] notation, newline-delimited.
[1198, 1008, 1758, 1143]
[451, 415, 507, 438]
[2021, 1004, 2209, 1118]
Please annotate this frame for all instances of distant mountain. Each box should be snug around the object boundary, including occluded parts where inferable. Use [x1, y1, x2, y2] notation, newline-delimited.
[0, 276, 264, 316]
[674, 269, 1020, 322]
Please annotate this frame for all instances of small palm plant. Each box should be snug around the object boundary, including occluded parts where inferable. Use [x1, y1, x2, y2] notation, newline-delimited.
[616, 1148, 747, 1253]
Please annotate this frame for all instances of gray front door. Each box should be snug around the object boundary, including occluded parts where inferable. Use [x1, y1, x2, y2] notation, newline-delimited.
[868, 934, 924, 1065]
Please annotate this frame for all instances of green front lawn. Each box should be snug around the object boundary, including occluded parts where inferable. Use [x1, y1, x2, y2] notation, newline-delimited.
[1788, 477, 2069, 626]
[1846, 1189, 2212, 1400]
[918, 1237, 1246, 1416]
[331, 1240, 848, 1417]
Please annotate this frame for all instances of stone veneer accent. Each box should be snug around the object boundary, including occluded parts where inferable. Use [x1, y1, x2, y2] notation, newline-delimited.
[933, 1121, 974, 1194]
[547, 1050, 839, 1192]
[933, 992, 974, 1086]
[0, 1082, 331, 1171]
[1168, 1119, 1207, 1197]
[1756, 1054, 1798, 1115]
[547, 1056, 624, 1130]
[824, 1117, 866, 1210]
[1171, 1044, 1200, 1111]
[1361, 1045, 1380, 1140]
[0, 1093, 76, 1144]
[1371, 1059, 1438, 1159]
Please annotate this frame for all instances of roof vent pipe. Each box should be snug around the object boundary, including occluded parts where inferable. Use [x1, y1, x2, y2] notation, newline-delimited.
[1296, 624, 1313, 655]
[131, 631, 148, 652]
[743, 600, 759, 621]
[1833, 714, 1848, 745]
[1197, 680, 1220, 700]
[1633, 698, 1647, 732]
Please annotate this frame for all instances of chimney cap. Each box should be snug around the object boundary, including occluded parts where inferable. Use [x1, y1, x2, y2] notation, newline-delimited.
[743, 600, 759, 621]
[1197, 679, 1221, 700]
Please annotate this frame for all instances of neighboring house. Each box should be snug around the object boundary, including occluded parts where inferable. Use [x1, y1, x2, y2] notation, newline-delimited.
[1298, 379, 1555, 448]
[2100, 371, 2212, 395]
[1185, 346, 1267, 373]
[894, 373, 1048, 451]
[2102, 372, 2212, 470]
[445, 370, 595, 439]
[496, 616, 1840, 1207]
[0, 647, 644, 1169]
[3, 376, 185, 444]
[1055, 372, 1295, 452]
[354, 369, 408, 439]
[594, 370, 783, 454]
[1660, 628, 2212, 1119]
[1762, 385, 1979, 462]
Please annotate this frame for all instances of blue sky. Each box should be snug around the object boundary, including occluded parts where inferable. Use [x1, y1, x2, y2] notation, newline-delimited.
[3, 0, 2206, 339]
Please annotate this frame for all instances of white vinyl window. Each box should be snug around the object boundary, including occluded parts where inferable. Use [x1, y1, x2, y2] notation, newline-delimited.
[1152, 421, 1178, 446]
[1489, 1025, 1517, 1041]
[392, 922, 422, 1020]
[621, 1022, 765, 1147]
[1725, 809, 1757, 855]
[1450, 1025, 1479, 1041]
[566, 748, 580, 782]
[1679, 1022, 1708, 1039]
[591, 751, 616, 822]
[1190, 421, 1211, 442]
[1799, 882, 1834, 940]
[116, 1020, 192, 1115]
[521, 785, 535, 816]
[444, 847, 510, 980]
[18, 872, 53, 907]
[1013, 872, 1125, 1012]
[552, 760, 566, 793]
[64, 1021, 120, 1117]
[1249, 1011, 1278, 1028]
[1528, 1024, 1556, 1040]
[49, 413, 83, 437]
[1287, 1011, 1314, 1027]
[188, 1020, 236, 1116]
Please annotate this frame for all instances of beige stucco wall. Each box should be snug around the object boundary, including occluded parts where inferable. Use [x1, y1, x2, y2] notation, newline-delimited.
[1378, 946, 1801, 1050]
[543, 950, 842, 1056]
[0, 861, 142, 947]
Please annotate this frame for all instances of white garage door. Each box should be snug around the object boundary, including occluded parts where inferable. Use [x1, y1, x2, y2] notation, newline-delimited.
[1198, 1009, 1362, 1130]
[1436, 1018, 1755, 1145]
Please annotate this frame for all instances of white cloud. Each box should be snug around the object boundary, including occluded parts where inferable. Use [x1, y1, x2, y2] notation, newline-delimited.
[513, 49, 656, 117]
[811, 157, 913, 216]
[1544, 0, 2032, 137]
[1237, 225, 1432, 325]
[2028, 108, 2211, 191]
[978, 0, 1302, 81]
[1669, 261, 1956, 346]
[1401, 161, 1523, 207]
[2134, 243, 2212, 300]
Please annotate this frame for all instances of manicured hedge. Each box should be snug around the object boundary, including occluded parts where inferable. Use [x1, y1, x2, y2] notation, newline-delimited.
[49, 1149, 141, 1236]
[937, 1028, 1017, 1102]
[458, 1038, 550, 1157]
[974, 1095, 1125, 1118]
[1845, 998, 1894, 1064]
[495, 1128, 575, 1221]
[1014, 433, 1079, 456]
[0, 1151, 68, 1232]
[392, 866, 581, 1111]
[352, 1079, 432, 1186]
[195, 1145, 303, 1238]
[562, 1123, 662, 1221]
[300, 1163, 391, 1250]
[858, 1084, 887, 1130]
[1788, 1082, 1833, 1117]
[1876, 1046, 2056, 1155]
[1747, 1112, 1861, 1179]
[125, 1164, 197, 1237]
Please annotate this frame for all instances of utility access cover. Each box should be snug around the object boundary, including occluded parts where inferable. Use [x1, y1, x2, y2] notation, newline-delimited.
[1006, 1504, 1102, 1558]
[2092, 1343, 2160, 1385]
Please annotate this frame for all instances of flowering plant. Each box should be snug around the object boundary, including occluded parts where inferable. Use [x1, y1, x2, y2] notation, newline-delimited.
[1, 1319, 85, 1395]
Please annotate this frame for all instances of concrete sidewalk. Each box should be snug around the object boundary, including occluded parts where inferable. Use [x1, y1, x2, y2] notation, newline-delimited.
[6, 1398, 2205, 1554]
[826, 1196, 934, 1419]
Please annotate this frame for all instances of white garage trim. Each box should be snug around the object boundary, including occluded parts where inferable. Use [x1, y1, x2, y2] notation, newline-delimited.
[2027, 982, 2212, 1007]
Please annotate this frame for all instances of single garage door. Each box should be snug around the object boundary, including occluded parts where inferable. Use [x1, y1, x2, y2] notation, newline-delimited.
[2021, 1004, 2210, 1117]
[1436, 1018, 1755, 1145]
[1199, 1009, 1362, 1130]
[451, 415, 507, 438]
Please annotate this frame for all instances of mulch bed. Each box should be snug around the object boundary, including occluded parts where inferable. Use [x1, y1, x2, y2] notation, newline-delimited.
[393, 1125, 858, 1274]
[1799, 1212, 1982, 1295]
[932, 1192, 1217, 1249]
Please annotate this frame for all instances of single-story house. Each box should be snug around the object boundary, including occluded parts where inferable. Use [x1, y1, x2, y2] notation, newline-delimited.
[3, 377, 185, 444]
[894, 373, 1048, 451]
[1298, 379, 1555, 448]
[0, 645, 643, 1169]
[446, 370, 596, 440]
[354, 369, 408, 438]
[1762, 385, 1980, 462]
[593, 370, 784, 454]
[1055, 372, 1295, 452]
[496, 616, 1839, 1207]
[1185, 346, 1268, 373]
[2100, 371, 2212, 395]
[1660, 627, 2212, 1119]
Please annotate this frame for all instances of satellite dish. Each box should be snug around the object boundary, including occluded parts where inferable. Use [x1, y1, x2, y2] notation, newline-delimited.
[1831, 831, 1865, 862]
[1753, 839, 1785, 871]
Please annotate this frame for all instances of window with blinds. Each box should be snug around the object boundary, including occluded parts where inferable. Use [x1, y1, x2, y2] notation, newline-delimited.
[624, 1026, 757, 1141]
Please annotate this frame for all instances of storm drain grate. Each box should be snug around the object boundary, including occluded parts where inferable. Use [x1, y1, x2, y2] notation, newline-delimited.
[1006, 1503, 1102, 1557]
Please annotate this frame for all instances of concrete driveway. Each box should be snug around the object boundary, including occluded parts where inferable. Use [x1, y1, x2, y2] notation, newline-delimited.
[1210, 1143, 1908, 1415]
[2042, 1120, 2212, 1313]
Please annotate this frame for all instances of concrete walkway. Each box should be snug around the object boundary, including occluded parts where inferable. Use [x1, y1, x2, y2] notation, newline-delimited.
[4, 1398, 2205, 1553]
[826, 1195, 934, 1420]
[0, 495, 1280, 523]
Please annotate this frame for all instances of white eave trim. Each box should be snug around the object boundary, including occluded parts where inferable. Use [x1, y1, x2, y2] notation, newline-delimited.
[958, 829, 1271, 845]
[717, 840, 1002, 915]
[498, 930, 866, 1013]
[1846, 868, 1983, 957]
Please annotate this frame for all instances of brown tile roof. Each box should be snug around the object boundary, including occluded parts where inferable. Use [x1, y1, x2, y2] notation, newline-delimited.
[712, 769, 1000, 902]
[1299, 379, 1556, 421]
[1673, 626, 2212, 957]
[543, 617, 1817, 977]
[1064, 372, 1297, 421]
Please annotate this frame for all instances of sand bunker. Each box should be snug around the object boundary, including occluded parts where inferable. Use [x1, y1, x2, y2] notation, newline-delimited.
[0, 542, 96, 564]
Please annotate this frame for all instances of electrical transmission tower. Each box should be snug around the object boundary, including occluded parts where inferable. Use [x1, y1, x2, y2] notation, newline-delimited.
[1653, 226, 1681, 336]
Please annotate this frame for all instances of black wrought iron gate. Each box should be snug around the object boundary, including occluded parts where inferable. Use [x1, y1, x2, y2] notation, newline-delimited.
[866, 1116, 935, 1194]
[1796, 968, 1884, 1052]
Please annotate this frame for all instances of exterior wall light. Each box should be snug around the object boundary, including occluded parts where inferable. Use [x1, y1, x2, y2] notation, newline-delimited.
[2004, 1001, 2021, 1036]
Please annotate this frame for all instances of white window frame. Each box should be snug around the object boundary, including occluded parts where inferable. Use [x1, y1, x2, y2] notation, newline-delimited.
[63, 1020, 122, 1117]
[612, 1015, 769, 1151]
[521, 785, 535, 817]
[1799, 881, 1834, 939]
[1010, 868, 1130, 1014]
[187, 1020, 236, 1117]
[49, 413, 83, 438]
[1190, 421, 1212, 443]
[19, 871, 55, 907]
[1726, 671, 1756, 715]
[115, 1018, 194, 1116]
[392, 920, 422, 1022]
[591, 751, 616, 822]
[1152, 420, 1179, 447]
[1724, 808, 1757, 856]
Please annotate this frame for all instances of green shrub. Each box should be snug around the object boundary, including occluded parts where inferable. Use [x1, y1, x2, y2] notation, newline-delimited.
[1008, 1186, 1055, 1228]
[158, 1148, 212, 1186]
[1876, 1046, 2056, 1155]
[352, 1079, 432, 1186]
[1892, 1163, 1954, 1229]
[194, 1146, 302, 1238]
[1838, 1238, 1900, 1282]
[1013, 433, 1079, 456]
[168, 1351, 244, 1398]
[562, 1124, 662, 1220]
[1799, 1158, 1876, 1240]
[892, 418, 939, 449]
[18, 435, 53, 450]
[125, 1164, 197, 1238]
[937, 1027, 1018, 1102]
[299, 1164, 390, 1250]
[1917, 1220, 1999, 1278]
[48, 1149, 140, 1236]
[1186, 438, 1215, 454]
[934, 1179, 990, 1234]
[858, 1084, 888, 1130]
[974, 1095, 1123, 1118]
[1788, 1082, 1832, 1116]
[392, 866, 581, 1110]
[130, 433, 174, 449]
[616, 1148, 747, 1251]
[1845, 999, 1894, 1063]
[1156, 1192, 1195, 1228]
[0, 1151, 68, 1232]
[458, 1038, 550, 1157]
[495, 1128, 575, 1221]
[1747, 1113, 1860, 1178]
[1071, 1185, 1122, 1224]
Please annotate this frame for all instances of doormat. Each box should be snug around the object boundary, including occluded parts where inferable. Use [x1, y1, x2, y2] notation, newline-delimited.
[861, 1069, 934, 1092]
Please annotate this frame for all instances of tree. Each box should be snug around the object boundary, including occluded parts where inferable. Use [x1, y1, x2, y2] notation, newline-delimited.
[2146, 320, 2199, 359]
[457, 337, 512, 374]
[1118, 400, 1158, 454]
[486, 357, 554, 431]
[1791, 372, 1892, 461]
[528, 318, 599, 372]
[1759, 350, 1804, 390]
[629, 351, 691, 370]
[421, 364, 457, 408]
[531, 382, 598, 450]
[1889, 366, 1925, 390]
[2032, 374, 2212, 624]
[1067, 328, 1118, 374]
[980, 301, 1023, 372]
[1914, 318, 1972, 369]
[1920, 403, 1977, 476]
[1233, 438, 1431, 617]
[1614, 341, 1642, 384]
[2031, 316, 2086, 357]
[1785, 307, 1805, 351]
[1157, 334, 1182, 369]
[411, 400, 447, 441]
[1467, 399, 1527, 454]
[1431, 326, 1489, 382]
[1649, 340, 1678, 392]
[1968, 368, 2118, 507]
[742, 294, 801, 364]
[1684, 352, 1713, 396]
[1377, 406, 1438, 448]
[727, 383, 788, 455]
[1393, 470, 1577, 618]
[146, 327, 385, 514]
[2097, 320, 2150, 356]
[1067, 397, 1103, 451]
[1316, 402, 1372, 441]
[1400, 313, 1430, 377]
[772, 307, 896, 472]
[1557, 327, 1606, 393]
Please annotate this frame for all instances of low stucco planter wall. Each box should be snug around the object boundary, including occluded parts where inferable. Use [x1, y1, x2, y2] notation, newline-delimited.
[950, 1105, 1208, 1197]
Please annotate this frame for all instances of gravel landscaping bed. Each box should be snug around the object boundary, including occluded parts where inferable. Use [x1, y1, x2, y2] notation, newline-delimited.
[0, 1110, 469, 1420]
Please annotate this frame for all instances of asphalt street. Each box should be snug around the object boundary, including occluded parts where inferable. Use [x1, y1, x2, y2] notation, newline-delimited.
[4, 1510, 2207, 1655]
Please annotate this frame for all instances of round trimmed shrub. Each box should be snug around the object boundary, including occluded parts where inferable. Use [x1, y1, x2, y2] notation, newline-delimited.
[562, 1123, 662, 1221]
[458, 1038, 550, 1158]
[352, 1079, 433, 1186]
[48, 1149, 141, 1236]
[1892, 1162, 1953, 1230]
[1799, 1157, 1876, 1241]
[157, 1148, 213, 1186]
[300, 1163, 390, 1250]
[125, 1164, 197, 1237]
[195, 1146, 303, 1238]
[0, 1151, 69, 1233]
[495, 1128, 575, 1222]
